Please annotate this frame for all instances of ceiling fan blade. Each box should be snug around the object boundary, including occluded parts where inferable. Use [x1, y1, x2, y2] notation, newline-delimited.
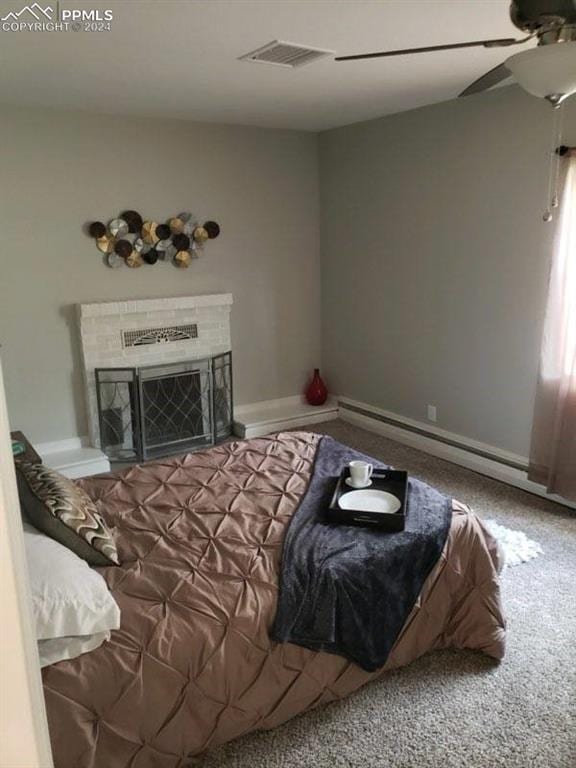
[335, 38, 518, 62]
[459, 62, 511, 97]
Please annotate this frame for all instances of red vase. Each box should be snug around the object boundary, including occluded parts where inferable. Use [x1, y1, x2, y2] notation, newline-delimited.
[305, 368, 328, 406]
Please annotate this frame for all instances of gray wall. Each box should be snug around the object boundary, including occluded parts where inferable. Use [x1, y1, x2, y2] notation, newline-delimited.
[320, 87, 576, 457]
[0, 107, 320, 443]
[3, 88, 574, 455]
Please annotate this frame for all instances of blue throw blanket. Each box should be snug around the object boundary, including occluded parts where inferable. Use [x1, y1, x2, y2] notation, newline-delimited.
[271, 436, 452, 671]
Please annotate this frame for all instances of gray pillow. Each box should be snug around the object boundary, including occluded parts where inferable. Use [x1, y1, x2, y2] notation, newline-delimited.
[16, 463, 119, 567]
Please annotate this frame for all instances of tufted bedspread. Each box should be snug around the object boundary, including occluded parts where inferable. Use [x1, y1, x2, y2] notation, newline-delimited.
[42, 431, 506, 768]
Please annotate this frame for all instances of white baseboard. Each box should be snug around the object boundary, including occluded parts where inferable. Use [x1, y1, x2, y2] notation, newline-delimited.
[42, 450, 110, 479]
[35, 436, 110, 479]
[339, 396, 576, 510]
[35, 436, 88, 455]
[234, 396, 339, 439]
[234, 395, 303, 416]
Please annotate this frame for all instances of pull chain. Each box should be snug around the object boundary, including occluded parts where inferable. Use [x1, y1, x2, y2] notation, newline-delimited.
[551, 102, 565, 210]
[543, 102, 566, 222]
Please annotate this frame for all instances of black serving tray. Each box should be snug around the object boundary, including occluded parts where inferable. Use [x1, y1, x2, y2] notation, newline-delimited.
[327, 468, 408, 532]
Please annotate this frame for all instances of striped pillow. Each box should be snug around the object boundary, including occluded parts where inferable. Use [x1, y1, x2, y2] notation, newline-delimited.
[17, 463, 119, 567]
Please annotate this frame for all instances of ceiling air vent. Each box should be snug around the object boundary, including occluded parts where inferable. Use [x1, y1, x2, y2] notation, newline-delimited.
[239, 40, 334, 68]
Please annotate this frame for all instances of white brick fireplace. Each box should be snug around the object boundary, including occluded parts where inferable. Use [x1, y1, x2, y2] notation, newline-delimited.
[77, 294, 233, 447]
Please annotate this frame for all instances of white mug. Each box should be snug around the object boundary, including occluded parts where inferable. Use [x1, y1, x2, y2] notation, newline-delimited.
[348, 460, 373, 488]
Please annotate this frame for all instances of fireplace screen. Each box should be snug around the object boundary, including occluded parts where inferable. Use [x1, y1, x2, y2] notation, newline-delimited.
[95, 352, 233, 461]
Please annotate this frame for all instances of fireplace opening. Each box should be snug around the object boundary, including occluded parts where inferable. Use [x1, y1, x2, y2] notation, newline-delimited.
[141, 371, 205, 450]
[95, 352, 232, 462]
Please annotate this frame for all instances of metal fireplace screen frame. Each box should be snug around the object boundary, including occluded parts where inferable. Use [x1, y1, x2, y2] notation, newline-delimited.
[95, 352, 233, 462]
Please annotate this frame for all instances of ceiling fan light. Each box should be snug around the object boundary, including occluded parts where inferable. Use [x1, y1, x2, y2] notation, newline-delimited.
[506, 42, 576, 101]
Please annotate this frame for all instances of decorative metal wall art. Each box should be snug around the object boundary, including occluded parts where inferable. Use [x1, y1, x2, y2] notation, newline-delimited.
[87, 210, 221, 269]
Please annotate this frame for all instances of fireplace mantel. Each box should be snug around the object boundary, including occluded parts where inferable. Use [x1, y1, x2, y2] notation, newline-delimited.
[78, 293, 233, 319]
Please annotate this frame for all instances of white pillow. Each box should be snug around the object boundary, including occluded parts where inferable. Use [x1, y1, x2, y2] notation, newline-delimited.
[23, 523, 120, 641]
[38, 631, 111, 668]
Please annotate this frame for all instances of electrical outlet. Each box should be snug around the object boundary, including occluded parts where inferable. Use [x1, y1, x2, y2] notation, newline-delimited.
[427, 404, 437, 422]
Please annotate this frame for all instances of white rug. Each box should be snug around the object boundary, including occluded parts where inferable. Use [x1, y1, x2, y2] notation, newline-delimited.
[483, 519, 543, 567]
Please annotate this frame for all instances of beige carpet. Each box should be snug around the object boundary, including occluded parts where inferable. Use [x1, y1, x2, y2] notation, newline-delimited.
[201, 420, 576, 768]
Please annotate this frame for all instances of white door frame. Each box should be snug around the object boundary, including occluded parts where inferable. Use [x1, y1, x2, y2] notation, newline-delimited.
[0, 352, 54, 767]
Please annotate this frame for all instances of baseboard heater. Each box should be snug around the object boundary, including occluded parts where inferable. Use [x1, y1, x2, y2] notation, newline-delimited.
[338, 401, 529, 473]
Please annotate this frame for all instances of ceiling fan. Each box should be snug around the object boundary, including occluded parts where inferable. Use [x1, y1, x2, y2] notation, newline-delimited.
[336, 0, 576, 105]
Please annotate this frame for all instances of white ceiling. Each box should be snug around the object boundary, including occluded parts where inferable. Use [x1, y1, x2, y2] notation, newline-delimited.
[0, 0, 523, 131]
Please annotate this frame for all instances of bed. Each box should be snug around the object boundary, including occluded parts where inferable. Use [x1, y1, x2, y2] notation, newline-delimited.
[42, 431, 505, 768]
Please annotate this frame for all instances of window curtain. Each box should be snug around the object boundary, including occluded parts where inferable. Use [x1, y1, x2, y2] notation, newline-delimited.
[528, 156, 576, 500]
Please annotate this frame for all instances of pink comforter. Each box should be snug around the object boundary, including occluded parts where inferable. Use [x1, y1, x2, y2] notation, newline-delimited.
[43, 431, 505, 767]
